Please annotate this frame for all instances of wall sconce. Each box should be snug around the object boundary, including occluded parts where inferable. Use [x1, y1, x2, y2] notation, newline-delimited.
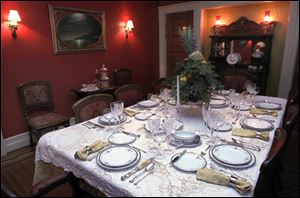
[260, 11, 276, 34]
[213, 16, 226, 36]
[264, 10, 271, 22]
[124, 20, 134, 39]
[7, 10, 21, 39]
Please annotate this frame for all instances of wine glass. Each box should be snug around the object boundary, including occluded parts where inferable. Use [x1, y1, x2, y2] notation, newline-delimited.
[110, 101, 124, 131]
[160, 88, 170, 114]
[162, 115, 175, 154]
[103, 108, 113, 132]
[206, 111, 218, 146]
[152, 129, 167, 160]
[147, 115, 161, 153]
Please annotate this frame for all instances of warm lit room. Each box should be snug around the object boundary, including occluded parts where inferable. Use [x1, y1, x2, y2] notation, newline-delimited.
[1, 1, 299, 197]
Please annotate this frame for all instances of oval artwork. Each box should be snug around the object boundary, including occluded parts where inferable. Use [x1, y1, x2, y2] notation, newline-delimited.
[57, 13, 101, 48]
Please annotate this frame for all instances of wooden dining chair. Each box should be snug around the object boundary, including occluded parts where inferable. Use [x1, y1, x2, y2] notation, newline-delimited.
[72, 94, 114, 124]
[17, 80, 70, 146]
[254, 128, 287, 196]
[219, 70, 252, 93]
[114, 84, 144, 107]
[113, 68, 132, 86]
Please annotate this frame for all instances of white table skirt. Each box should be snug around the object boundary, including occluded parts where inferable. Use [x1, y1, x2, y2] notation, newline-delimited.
[34, 96, 287, 197]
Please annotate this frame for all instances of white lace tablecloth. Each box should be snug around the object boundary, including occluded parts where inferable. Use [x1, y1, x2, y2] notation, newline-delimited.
[34, 96, 287, 197]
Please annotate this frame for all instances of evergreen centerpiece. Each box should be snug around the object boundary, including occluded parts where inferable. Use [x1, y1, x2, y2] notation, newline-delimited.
[167, 27, 223, 103]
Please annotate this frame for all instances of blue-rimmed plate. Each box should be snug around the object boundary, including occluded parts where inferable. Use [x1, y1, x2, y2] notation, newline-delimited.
[171, 152, 206, 172]
[98, 113, 127, 125]
[255, 101, 282, 110]
[240, 117, 274, 131]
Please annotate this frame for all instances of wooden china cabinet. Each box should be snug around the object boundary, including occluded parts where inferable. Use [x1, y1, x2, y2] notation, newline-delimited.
[209, 16, 277, 94]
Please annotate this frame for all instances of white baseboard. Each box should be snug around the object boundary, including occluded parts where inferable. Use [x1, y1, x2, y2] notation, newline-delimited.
[2, 117, 76, 155]
[4, 131, 30, 153]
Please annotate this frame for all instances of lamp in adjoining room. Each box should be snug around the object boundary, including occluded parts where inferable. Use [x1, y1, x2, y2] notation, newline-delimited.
[7, 10, 21, 39]
[124, 20, 134, 39]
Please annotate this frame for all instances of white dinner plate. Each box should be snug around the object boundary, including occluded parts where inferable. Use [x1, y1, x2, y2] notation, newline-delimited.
[210, 99, 228, 108]
[210, 122, 232, 132]
[171, 152, 206, 172]
[172, 131, 197, 141]
[240, 117, 274, 131]
[216, 90, 230, 96]
[170, 137, 201, 148]
[234, 104, 251, 111]
[108, 132, 136, 145]
[134, 112, 154, 121]
[98, 113, 127, 125]
[96, 146, 141, 171]
[98, 146, 138, 167]
[209, 145, 256, 169]
[255, 102, 282, 110]
[144, 120, 183, 131]
[137, 100, 160, 108]
[211, 144, 252, 165]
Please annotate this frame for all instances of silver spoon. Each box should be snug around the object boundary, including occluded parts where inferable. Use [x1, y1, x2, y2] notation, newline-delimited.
[129, 162, 155, 183]
[133, 163, 155, 185]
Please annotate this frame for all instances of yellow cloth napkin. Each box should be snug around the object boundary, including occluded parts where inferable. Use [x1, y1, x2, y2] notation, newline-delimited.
[123, 108, 139, 117]
[232, 128, 269, 141]
[196, 168, 252, 195]
[250, 108, 278, 117]
[74, 140, 109, 160]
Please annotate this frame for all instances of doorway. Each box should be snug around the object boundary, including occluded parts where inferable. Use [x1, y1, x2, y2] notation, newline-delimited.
[166, 10, 193, 77]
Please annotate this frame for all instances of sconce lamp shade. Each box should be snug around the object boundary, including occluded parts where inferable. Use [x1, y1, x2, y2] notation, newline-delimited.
[8, 10, 21, 22]
[7, 10, 21, 39]
[125, 20, 134, 39]
[215, 16, 221, 25]
[264, 11, 271, 22]
[126, 20, 134, 31]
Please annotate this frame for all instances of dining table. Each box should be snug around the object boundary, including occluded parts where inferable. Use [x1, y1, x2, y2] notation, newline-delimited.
[33, 94, 287, 197]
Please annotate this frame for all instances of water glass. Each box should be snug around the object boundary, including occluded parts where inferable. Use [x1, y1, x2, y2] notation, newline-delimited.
[147, 115, 161, 153]
[103, 108, 113, 132]
[162, 115, 175, 154]
[152, 130, 167, 160]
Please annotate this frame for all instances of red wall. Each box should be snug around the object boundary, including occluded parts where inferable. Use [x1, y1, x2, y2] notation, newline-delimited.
[1, 1, 159, 138]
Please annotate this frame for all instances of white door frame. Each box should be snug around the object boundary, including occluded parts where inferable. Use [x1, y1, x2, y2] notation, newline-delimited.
[159, 1, 299, 98]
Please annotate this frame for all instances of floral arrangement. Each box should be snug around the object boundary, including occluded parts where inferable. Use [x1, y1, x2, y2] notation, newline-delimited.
[167, 27, 223, 103]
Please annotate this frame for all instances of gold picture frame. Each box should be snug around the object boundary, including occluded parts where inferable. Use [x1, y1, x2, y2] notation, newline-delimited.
[48, 5, 106, 54]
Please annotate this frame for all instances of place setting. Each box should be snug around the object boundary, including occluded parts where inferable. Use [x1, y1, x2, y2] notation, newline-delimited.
[96, 145, 142, 171]
[239, 117, 274, 132]
[208, 143, 256, 169]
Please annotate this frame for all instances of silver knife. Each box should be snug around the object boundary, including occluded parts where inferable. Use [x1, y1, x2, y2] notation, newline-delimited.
[121, 158, 153, 181]
[171, 149, 187, 163]
[87, 121, 104, 129]
[122, 131, 141, 138]
[220, 138, 260, 151]
[231, 138, 261, 150]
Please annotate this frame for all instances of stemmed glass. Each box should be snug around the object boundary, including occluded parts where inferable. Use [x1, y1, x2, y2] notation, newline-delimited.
[152, 128, 167, 160]
[110, 101, 124, 132]
[103, 108, 114, 132]
[162, 115, 175, 154]
[147, 115, 161, 154]
[201, 103, 211, 139]
[206, 110, 220, 146]
[160, 88, 169, 114]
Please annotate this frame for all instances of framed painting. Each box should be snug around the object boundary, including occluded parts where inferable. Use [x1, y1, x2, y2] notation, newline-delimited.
[48, 5, 106, 54]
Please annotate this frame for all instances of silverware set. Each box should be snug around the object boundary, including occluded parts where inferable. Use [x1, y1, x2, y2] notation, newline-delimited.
[121, 158, 155, 185]
[82, 121, 104, 129]
[220, 138, 261, 151]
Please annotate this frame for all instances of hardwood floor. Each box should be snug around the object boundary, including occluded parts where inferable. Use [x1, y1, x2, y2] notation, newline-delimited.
[1, 123, 299, 197]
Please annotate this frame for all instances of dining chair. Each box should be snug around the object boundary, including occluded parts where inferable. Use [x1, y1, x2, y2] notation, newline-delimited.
[114, 84, 144, 107]
[17, 80, 70, 146]
[72, 94, 114, 124]
[152, 78, 169, 94]
[113, 68, 132, 86]
[254, 128, 287, 196]
[219, 70, 252, 93]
